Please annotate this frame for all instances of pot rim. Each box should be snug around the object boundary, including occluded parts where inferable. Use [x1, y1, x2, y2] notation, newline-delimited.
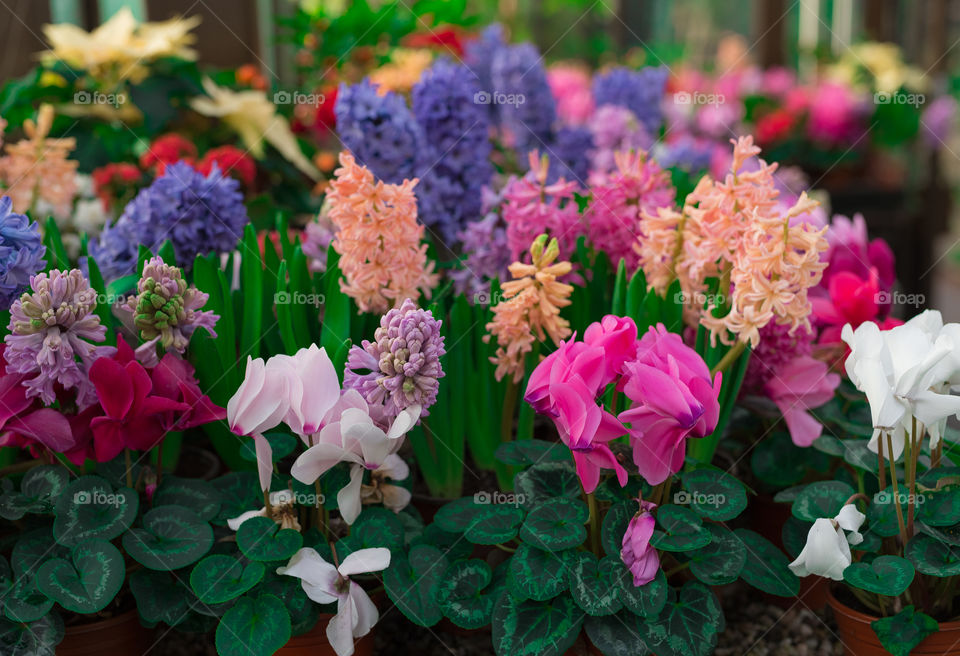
[62, 608, 142, 637]
[826, 585, 960, 630]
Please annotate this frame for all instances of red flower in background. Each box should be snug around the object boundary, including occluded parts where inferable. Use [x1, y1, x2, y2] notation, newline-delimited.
[197, 146, 256, 187]
[140, 133, 198, 172]
[402, 26, 466, 56]
[236, 63, 268, 91]
[756, 108, 797, 145]
[91, 162, 142, 209]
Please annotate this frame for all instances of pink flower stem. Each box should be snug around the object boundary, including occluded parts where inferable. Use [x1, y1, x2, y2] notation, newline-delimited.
[586, 491, 600, 557]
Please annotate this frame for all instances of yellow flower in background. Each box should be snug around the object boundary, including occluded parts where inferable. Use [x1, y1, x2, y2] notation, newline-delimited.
[189, 78, 320, 181]
[369, 49, 433, 95]
[40, 8, 199, 83]
[827, 42, 927, 94]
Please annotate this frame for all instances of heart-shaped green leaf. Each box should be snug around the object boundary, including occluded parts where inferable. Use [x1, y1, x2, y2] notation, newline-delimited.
[0, 466, 70, 520]
[871, 606, 939, 656]
[601, 500, 633, 558]
[215, 594, 291, 656]
[750, 433, 817, 488]
[689, 524, 746, 586]
[384, 543, 448, 627]
[0, 612, 64, 656]
[734, 529, 799, 597]
[130, 569, 191, 627]
[191, 555, 266, 603]
[492, 591, 584, 656]
[584, 611, 651, 656]
[508, 544, 570, 601]
[123, 505, 213, 570]
[36, 540, 124, 613]
[520, 498, 588, 551]
[334, 507, 405, 557]
[211, 472, 261, 526]
[513, 461, 582, 506]
[495, 439, 571, 466]
[258, 571, 321, 636]
[11, 528, 68, 579]
[617, 565, 667, 618]
[918, 521, 960, 546]
[2, 576, 54, 623]
[869, 487, 913, 537]
[638, 582, 722, 656]
[791, 481, 855, 523]
[567, 553, 623, 616]
[237, 516, 303, 562]
[436, 559, 501, 629]
[844, 555, 914, 596]
[918, 489, 960, 527]
[53, 476, 138, 547]
[680, 469, 748, 521]
[465, 504, 525, 545]
[434, 496, 488, 533]
[650, 505, 711, 552]
[906, 534, 960, 577]
[153, 476, 223, 522]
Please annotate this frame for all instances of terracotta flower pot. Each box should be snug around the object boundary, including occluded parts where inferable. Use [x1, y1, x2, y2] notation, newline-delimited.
[277, 615, 375, 656]
[828, 587, 960, 655]
[57, 609, 151, 655]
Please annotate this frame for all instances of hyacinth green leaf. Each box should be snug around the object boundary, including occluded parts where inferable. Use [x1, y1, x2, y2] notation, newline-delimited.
[734, 529, 800, 597]
[871, 606, 939, 656]
[584, 611, 652, 656]
[289, 246, 316, 346]
[567, 553, 623, 616]
[53, 476, 138, 547]
[130, 569, 191, 627]
[239, 223, 263, 359]
[520, 498, 589, 551]
[680, 469, 748, 521]
[157, 239, 176, 266]
[236, 516, 303, 562]
[85, 254, 113, 329]
[274, 260, 298, 354]
[0, 465, 69, 520]
[689, 524, 747, 586]
[465, 504, 525, 545]
[843, 556, 914, 596]
[906, 534, 960, 577]
[320, 244, 351, 375]
[611, 258, 628, 316]
[601, 500, 633, 558]
[36, 539, 123, 614]
[508, 544, 570, 601]
[123, 505, 213, 570]
[190, 555, 265, 603]
[0, 612, 64, 656]
[2, 576, 54, 623]
[495, 439, 571, 466]
[436, 559, 501, 629]
[791, 481, 855, 522]
[638, 582, 723, 656]
[215, 594, 291, 656]
[153, 475, 223, 522]
[492, 592, 584, 656]
[384, 544, 448, 627]
[650, 505, 711, 552]
[514, 461, 582, 506]
[42, 217, 69, 271]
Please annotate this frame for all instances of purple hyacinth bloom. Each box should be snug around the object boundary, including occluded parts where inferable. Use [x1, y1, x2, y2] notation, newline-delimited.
[412, 60, 494, 241]
[464, 24, 508, 124]
[0, 196, 46, 309]
[593, 66, 669, 136]
[4, 269, 114, 408]
[549, 126, 593, 184]
[302, 217, 335, 273]
[491, 43, 557, 156]
[589, 105, 653, 175]
[91, 162, 248, 281]
[652, 134, 714, 173]
[450, 186, 512, 298]
[922, 96, 957, 147]
[344, 298, 445, 419]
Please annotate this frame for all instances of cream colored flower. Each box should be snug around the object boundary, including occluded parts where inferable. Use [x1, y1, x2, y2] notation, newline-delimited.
[369, 49, 433, 95]
[190, 78, 320, 180]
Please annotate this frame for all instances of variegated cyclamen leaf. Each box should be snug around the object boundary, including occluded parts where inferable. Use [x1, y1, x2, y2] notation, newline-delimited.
[508, 544, 570, 601]
[130, 569, 191, 627]
[436, 559, 498, 629]
[11, 528, 68, 579]
[584, 612, 651, 656]
[2, 576, 54, 623]
[733, 529, 799, 597]
[384, 544, 448, 627]
[123, 505, 213, 570]
[36, 539, 124, 614]
[236, 516, 303, 562]
[520, 498, 589, 551]
[688, 524, 746, 586]
[871, 606, 939, 656]
[0, 466, 70, 520]
[465, 505, 525, 545]
[513, 461, 582, 506]
[53, 476, 138, 547]
[918, 488, 960, 527]
[601, 500, 633, 559]
[680, 469, 748, 521]
[638, 582, 722, 656]
[906, 534, 960, 577]
[614, 562, 667, 618]
[567, 553, 623, 616]
[190, 555, 266, 603]
[258, 571, 321, 637]
[211, 472, 261, 526]
[843, 555, 914, 596]
[791, 481, 855, 523]
[650, 505, 711, 552]
[153, 476, 223, 522]
[433, 496, 488, 533]
[492, 592, 584, 656]
[215, 594, 291, 656]
[0, 612, 64, 656]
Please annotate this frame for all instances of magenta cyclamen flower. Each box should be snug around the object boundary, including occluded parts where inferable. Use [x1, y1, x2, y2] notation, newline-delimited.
[621, 499, 660, 586]
[5, 269, 114, 408]
[344, 299, 445, 419]
[583, 314, 639, 384]
[619, 324, 721, 486]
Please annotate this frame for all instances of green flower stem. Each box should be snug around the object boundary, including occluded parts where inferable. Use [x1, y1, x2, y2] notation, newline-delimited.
[886, 432, 907, 546]
[500, 378, 519, 446]
[587, 492, 600, 557]
[494, 543, 517, 553]
[710, 340, 746, 377]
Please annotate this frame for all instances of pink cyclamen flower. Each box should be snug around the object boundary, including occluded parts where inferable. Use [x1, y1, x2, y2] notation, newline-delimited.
[764, 355, 840, 447]
[619, 324, 721, 486]
[621, 499, 660, 586]
[583, 315, 639, 385]
[820, 214, 896, 311]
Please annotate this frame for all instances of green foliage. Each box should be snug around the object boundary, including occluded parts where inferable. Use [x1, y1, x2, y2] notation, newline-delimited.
[53, 476, 138, 547]
[236, 517, 303, 563]
[871, 606, 939, 656]
[384, 544, 448, 627]
[733, 529, 800, 597]
[492, 592, 583, 656]
[215, 594, 291, 656]
[123, 505, 213, 570]
[191, 555, 266, 604]
[844, 556, 915, 597]
[436, 560, 504, 629]
[36, 540, 124, 614]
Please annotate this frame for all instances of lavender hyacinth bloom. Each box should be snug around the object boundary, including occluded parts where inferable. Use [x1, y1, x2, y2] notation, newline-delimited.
[412, 60, 494, 241]
[549, 126, 593, 184]
[593, 66, 669, 135]
[922, 96, 957, 147]
[91, 162, 247, 281]
[450, 186, 512, 298]
[589, 105, 652, 174]
[0, 196, 46, 309]
[5, 269, 114, 408]
[491, 43, 557, 155]
[464, 24, 508, 124]
[344, 299, 445, 419]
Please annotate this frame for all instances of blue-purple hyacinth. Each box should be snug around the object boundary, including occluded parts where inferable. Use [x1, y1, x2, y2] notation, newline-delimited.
[5, 269, 114, 409]
[450, 185, 512, 297]
[91, 162, 248, 280]
[593, 66, 669, 135]
[0, 196, 46, 309]
[344, 298, 445, 419]
[491, 43, 557, 155]
[464, 24, 508, 124]
[412, 60, 494, 241]
[550, 125, 593, 183]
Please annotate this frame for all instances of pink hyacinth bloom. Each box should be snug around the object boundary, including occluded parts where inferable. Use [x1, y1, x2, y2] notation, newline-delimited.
[619, 325, 721, 486]
[583, 315, 639, 385]
[807, 82, 863, 144]
[547, 65, 595, 125]
[621, 499, 660, 586]
[765, 356, 840, 447]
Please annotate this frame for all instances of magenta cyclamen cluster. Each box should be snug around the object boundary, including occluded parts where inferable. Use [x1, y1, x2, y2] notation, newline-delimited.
[345, 299, 445, 419]
[525, 316, 721, 493]
[4, 269, 113, 408]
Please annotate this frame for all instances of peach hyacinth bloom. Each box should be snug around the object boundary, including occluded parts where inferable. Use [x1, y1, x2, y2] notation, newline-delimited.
[0, 104, 77, 217]
[326, 151, 438, 314]
[638, 136, 828, 348]
[485, 234, 573, 382]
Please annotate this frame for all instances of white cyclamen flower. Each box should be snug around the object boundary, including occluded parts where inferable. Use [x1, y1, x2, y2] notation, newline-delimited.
[788, 504, 866, 581]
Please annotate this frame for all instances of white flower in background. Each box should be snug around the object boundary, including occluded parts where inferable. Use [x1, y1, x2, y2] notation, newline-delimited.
[842, 310, 960, 459]
[227, 489, 301, 532]
[278, 547, 390, 656]
[74, 173, 95, 199]
[72, 198, 110, 236]
[789, 504, 865, 580]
